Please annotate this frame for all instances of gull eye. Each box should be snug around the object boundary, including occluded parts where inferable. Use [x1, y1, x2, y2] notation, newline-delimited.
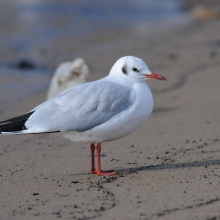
[132, 68, 138, 72]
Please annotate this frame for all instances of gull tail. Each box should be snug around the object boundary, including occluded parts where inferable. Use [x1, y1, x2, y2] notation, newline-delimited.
[0, 112, 34, 134]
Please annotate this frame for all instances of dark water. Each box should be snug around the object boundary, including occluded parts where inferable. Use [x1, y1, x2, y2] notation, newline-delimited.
[0, 0, 189, 49]
[0, 0, 190, 101]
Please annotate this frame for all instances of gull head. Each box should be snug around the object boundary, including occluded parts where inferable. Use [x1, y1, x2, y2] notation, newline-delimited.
[109, 56, 166, 83]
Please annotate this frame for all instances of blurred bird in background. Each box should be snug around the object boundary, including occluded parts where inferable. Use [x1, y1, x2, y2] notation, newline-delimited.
[47, 58, 90, 100]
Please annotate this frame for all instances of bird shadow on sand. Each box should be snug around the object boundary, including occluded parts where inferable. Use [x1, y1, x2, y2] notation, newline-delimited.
[72, 159, 220, 177]
[117, 158, 220, 175]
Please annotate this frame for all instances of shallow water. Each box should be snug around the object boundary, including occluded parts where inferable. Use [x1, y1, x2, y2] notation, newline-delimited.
[0, 0, 189, 50]
[0, 0, 190, 101]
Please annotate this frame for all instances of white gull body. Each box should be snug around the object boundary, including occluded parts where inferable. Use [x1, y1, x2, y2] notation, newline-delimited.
[24, 56, 154, 143]
[1, 56, 166, 145]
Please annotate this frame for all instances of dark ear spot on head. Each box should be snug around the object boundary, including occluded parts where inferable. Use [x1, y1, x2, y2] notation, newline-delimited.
[122, 65, 127, 75]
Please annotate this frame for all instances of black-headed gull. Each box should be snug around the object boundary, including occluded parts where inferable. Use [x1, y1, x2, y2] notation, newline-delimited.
[0, 56, 166, 176]
[47, 58, 89, 100]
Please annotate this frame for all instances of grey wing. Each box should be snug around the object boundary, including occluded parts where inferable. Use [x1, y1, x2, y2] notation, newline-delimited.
[25, 81, 135, 133]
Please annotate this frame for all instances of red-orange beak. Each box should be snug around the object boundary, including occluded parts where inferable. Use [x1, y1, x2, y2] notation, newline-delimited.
[145, 73, 166, 81]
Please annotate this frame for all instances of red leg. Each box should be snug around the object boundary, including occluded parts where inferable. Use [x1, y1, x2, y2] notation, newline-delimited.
[95, 142, 118, 176]
[90, 144, 96, 174]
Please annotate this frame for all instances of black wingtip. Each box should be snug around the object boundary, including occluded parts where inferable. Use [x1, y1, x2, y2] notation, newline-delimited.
[0, 112, 34, 133]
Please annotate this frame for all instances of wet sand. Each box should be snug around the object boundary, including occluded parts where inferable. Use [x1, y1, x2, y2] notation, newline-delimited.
[1, 9, 220, 220]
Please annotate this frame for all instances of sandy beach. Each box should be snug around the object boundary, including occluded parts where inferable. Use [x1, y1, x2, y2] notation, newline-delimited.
[1, 1, 220, 220]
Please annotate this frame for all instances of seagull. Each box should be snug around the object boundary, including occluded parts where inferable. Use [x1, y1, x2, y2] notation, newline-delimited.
[0, 56, 166, 176]
[47, 58, 89, 100]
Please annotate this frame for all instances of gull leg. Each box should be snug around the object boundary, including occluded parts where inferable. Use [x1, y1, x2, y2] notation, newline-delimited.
[95, 142, 118, 176]
[90, 144, 96, 174]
